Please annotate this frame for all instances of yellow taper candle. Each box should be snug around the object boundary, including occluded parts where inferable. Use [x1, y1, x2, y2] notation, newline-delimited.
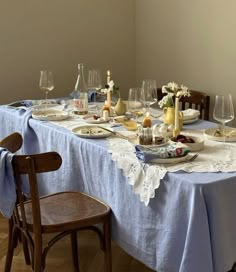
[173, 97, 180, 137]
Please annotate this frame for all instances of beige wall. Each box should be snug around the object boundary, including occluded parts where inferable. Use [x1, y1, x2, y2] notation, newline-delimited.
[0, 0, 135, 103]
[136, 0, 236, 124]
[2, 1, 236, 124]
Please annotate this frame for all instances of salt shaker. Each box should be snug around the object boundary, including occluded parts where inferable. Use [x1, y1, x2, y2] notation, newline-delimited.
[103, 110, 109, 121]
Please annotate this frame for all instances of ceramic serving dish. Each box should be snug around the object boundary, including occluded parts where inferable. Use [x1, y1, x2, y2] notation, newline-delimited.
[170, 135, 204, 152]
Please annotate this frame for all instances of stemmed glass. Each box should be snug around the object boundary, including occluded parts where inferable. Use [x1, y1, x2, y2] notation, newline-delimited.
[39, 70, 54, 105]
[140, 79, 157, 113]
[128, 88, 143, 121]
[213, 94, 234, 141]
[87, 69, 102, 114]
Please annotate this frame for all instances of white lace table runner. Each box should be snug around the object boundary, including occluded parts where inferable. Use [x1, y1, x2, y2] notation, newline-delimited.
[107, 130, 236, 205]
[50, 117, 236, 205]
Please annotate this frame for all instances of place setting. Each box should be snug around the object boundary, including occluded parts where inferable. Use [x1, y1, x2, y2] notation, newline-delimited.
[9, 70, 71, 122]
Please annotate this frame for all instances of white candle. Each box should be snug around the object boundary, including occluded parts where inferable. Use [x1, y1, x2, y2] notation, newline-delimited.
[107, 90, 111, 109]
[175, 97, 179, 130]
[107, 70, 111, 84]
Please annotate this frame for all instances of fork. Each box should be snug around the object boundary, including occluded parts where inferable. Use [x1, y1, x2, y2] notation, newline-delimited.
[98, 126, 136, 141]
[187, 154, 198, 162]
[166, 153, 199, 167]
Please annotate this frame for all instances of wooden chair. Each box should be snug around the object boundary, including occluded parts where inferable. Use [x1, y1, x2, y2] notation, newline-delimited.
[157, 88, 210, 120]
[2, 136, 112, 272]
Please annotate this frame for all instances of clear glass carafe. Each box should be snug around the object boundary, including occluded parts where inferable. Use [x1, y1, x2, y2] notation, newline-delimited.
[73, 63, 88, 115]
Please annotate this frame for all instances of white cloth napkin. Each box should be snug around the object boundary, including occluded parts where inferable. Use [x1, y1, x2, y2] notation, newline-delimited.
[182, 109, 200, 120]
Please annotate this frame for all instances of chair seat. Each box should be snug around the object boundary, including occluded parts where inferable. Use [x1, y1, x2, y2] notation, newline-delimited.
[20, 191, 110, 233]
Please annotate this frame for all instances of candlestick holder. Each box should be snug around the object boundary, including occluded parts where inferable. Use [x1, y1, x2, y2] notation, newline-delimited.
[101, 71, 120, 112]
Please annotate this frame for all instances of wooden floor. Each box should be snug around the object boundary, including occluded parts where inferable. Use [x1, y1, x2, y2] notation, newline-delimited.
[0, 215, 154, 272]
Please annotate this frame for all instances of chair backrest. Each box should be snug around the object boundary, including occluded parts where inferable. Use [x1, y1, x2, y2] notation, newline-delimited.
[12, 152, 62, 235]
[157, 88, 210, 120]
[0, 132, 23, 153]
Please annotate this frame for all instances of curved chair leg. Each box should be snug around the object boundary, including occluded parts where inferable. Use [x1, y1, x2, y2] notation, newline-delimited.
[103, 219, 112, 272]
[71, 232, 80, 272]
[33, 237, 43, 272]
[21, 232, 31, 265]
[4, 219, 18, 272]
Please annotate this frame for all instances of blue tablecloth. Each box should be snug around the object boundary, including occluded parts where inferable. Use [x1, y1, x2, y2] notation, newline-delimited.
[0, 104, 236, 272]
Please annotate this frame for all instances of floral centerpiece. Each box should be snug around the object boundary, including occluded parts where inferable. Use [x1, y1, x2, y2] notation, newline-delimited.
[101, 80, 120, 107]
[158, 82, 191, 108]
[101, 80, 119, 97]
[158, 82, 191, 135]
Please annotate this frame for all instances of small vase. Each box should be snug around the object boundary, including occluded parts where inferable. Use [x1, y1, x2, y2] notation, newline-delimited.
[163, 107, 183, 130]
[114, 98, 126, 116]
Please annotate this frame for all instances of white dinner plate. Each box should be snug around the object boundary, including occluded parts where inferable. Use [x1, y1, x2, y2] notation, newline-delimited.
[71, 125, 112, 139]
[32, 109, 69, 121]
[204, 127, 236, 142]
[150, 153, 192, 164]
[183, 117, 199, 124]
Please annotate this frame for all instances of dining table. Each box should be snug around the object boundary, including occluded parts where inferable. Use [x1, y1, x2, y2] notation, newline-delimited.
[0, 101, 236, 272]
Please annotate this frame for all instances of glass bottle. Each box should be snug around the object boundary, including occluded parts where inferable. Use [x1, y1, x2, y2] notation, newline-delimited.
[73, 63, 88, 115]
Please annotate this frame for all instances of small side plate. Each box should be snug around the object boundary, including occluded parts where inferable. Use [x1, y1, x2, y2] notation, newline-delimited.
[83, 115, 109, 124]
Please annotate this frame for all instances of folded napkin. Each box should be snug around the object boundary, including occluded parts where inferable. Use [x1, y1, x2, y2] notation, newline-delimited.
[7, 100, 33, 109]
[182, 109, 200, 121]
[0, 148, 16, 218]
[9, 99, 62, 109]
[0, 148, 30, 218]
[135, 142, 190, 163]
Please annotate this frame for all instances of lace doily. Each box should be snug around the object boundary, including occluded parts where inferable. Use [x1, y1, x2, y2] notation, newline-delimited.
[107, 138, 167, 205]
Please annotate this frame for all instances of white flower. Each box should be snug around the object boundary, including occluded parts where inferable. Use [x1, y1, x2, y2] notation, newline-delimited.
[176, 85, 191, 98]
[159, 81, 190, 108]
[108, 80, 114, 91]
[167, 82, 178, 91]
[101, 80, 115, 94]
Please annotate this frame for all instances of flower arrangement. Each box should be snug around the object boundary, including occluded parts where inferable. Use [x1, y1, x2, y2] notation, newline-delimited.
[101, 80, 119, 96]
[158, 82, 191, 108]
[101, 80, 120, 103]
[101, 80, 115, 94]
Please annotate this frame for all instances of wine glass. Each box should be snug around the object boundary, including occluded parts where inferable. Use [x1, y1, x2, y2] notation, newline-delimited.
[87, 69, 102, 114]
[128, 88, 143, 121]
[141, 79, 157, 113]
[213, 94, 234, 140]
[39, 70, 54, 105]
[126, 88, 143, 131]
